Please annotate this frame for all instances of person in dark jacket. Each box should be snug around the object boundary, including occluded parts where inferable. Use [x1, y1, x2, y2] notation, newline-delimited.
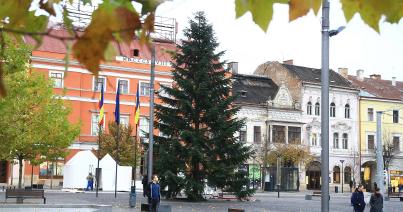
[142, 175, 148, 197]
[351, 184, 366, 212]
[349, 180, 353, 192]
[148, 175, 161, 212]
[370, 187, 383, 212]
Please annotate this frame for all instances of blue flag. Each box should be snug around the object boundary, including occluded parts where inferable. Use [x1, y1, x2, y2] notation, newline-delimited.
[115, 83, 120, 125]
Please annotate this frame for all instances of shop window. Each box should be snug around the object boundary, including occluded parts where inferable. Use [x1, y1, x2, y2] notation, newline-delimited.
[39, 161, 64, 179]
[333, 166, 340, 183]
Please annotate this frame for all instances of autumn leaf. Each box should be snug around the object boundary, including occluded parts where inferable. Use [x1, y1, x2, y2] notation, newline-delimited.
[289, 0, 321, 21]
[134, 0, 165, 16]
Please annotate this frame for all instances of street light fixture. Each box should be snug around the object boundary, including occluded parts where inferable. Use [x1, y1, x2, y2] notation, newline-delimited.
[340, 160, 345, 193]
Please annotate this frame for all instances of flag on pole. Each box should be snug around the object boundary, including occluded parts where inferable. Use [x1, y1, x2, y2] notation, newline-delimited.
[134, 84, 140, 125]
[115, 82, 120, 125]
[98, 87, 104, 126]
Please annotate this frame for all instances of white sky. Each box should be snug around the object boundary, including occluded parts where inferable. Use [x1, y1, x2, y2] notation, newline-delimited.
[156, 0, 403, 81]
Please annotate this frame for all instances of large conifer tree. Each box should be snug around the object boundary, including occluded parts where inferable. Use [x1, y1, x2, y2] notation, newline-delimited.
[155, 12, 253, 201]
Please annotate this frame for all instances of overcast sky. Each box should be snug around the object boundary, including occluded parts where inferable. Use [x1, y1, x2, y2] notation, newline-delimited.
[155, 0, 403, 81]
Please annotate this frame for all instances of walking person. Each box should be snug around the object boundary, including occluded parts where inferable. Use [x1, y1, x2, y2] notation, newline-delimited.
[148, 175, 161, 212]
[86, 173, 94, 191]
[349, 180, 353, 192]
[351, 184, 366, 212]
[142, 175, 148, 197]
[369, 187, 383, 212]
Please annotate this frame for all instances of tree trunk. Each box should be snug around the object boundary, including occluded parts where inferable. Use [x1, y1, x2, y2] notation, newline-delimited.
[18, 157, 23, 189]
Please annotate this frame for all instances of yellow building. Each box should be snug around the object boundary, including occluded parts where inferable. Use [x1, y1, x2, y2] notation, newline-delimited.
[349, 71, 403, 192]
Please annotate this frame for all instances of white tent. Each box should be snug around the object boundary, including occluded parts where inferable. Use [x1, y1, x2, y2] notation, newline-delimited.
[100, 154, 132, 192]
[63, 150, 98, 189]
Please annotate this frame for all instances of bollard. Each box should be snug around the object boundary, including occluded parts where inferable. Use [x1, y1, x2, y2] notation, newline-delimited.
[129, 186, 136, 208]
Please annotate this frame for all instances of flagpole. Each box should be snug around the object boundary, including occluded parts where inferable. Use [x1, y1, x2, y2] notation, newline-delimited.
[96, 125, 101, 197]
[115, 83, 120, 198]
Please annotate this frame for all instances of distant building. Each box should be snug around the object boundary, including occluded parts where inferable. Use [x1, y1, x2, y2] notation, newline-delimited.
[235, 60, 360, 192]
[0, 28, 176, 187]
[348, 70, 403, 192]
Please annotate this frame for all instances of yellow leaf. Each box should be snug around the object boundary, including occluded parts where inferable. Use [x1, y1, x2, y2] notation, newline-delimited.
[311, 0, 321, 15]
[289, 0, 311, 21]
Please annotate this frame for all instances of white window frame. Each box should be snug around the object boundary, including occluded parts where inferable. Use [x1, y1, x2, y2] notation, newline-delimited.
[333, 132, 339, 149]
[139, 81, 151, 96]
[368, 108, 374, 121]
[139, 116, 150, 137]
[366, 133, 376, 151]
[345, 104, 351, 119]
[311, 133, 318, 146]
[342, 133, 348, 149]
[116, 78, 130, 94]
[49, 71, 64, 88]
[307, 101, 312, 115]
[120, 115, 130, 127]
[91, 113, 106, 136]
[315, 102, 320, 116]
[393, 110, 399, 123]
[93, 76, 106, 92]
[330, 102, 336, 117]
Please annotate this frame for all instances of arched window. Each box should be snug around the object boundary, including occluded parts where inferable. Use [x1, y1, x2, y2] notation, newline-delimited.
[345, 104, 350, 119]
[342, 133, 348, 149]
[344, 167, 352, 184]
[307, 102, 312, 115]
[315, 102, 320, 115]
[333, 166, 340, 183]
[330, 102, 336, 117]
[333, 133, 339, 149]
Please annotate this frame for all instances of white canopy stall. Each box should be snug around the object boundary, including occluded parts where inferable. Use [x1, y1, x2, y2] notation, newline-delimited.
[63, 150, 98, 189]
[100, 154, 132, 192]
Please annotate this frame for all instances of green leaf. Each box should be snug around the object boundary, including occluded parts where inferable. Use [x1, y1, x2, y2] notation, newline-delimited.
[133, 0, 165, 16]
[235, 0, 281, 31]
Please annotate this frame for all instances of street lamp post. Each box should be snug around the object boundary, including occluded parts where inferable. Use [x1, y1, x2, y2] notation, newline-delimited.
[340, 160, 345, 193]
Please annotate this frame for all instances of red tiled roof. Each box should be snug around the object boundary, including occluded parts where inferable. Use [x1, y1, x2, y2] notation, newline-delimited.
[348, 75, 403, 100]
[24, 28, 176, 62]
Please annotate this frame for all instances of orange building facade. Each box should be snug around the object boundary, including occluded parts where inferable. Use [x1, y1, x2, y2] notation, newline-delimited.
[1, 28, 176, 187]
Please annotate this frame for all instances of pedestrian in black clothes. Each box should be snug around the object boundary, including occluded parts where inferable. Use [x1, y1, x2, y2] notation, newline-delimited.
[370, 187, 383, 212]
[148, 174, 161, 212]
[142, 175, 148, 197]
[351, 184, 366, 212]
[374, 182, 378, 191]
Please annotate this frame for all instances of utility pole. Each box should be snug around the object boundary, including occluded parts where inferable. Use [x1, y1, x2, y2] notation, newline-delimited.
[147, 43, 156, 184]
[321, 0, 330, 211]
[376, 111, 385, 195]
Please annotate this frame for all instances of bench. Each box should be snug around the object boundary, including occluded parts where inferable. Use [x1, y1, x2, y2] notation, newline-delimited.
[305, 191, 330, 200]
[5, 189, 46, 204]
[211, 192, 238, 200]
[389, 192, 403, 201]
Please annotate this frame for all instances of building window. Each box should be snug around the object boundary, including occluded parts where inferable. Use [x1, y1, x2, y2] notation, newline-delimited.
[288, 127, 301, 144]
[50, 72, 63, 88]
[342, 133, 348, 149]
[368, 108, 374, 121]
[239, 126, 247, 143]
[39, 161, 64, 179]
[140, 82, 151, 96]
[344, 104, 350, 119]
[253, 126, 261, 143]
[118, 79, 129, 94]
[330, 102, 336, 117]
[273, 125, 285, 143]
[367, 135, 375, 150]
[333, 166, 340, 183]
[307, 102, 312, 115]
[120, 115, 129, 127]
[91, 113, 105, 136]
[311, 133, 318, 146]
[344, 167, 352, 184]
[139, 117, 149, 137]
[94, 77, 106, 92]
[393, 136, 400, 152]
[393, 110, 399, 123]
[333, 133, 339, 149]
[315, 102, 320, 115]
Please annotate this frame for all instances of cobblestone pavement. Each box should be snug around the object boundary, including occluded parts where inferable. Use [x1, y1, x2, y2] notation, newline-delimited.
[1, 190, 402, 212]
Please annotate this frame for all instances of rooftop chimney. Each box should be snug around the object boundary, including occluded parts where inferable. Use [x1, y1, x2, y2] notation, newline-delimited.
[356, 69, 364, 81]
[338, 68, 348, 78]
[283, 59, 293, 65]
[392, 77, 396, 86]
[370, 74, 381, 80]
[228, 62, 238, 74]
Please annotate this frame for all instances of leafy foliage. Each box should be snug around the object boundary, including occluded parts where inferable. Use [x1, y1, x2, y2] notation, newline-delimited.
[0, 0, 164, 96]
[0, 70, 80, 188]
[266, 143, 313, 167]
[154, 12, 253, 201]
[99, 122, 141, 167]
[235, 0, 403, 32]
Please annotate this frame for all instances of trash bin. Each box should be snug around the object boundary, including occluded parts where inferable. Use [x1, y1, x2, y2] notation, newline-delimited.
[335, 186, 339, 193]
[129, 186, 136, 208]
